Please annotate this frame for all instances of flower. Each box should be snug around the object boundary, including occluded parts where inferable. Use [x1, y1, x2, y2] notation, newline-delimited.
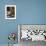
[8, 32, 16, 41]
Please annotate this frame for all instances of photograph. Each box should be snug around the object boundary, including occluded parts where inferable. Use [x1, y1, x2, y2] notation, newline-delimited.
[18, 24, 46, 46]
[5, 5, 16, 19]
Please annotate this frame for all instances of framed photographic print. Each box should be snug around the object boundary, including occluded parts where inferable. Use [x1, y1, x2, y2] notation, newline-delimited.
[5, 5, 16, 19]
[18, 24, 46, 42]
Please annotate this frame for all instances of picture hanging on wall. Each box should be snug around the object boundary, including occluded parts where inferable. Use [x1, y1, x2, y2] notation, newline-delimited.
[5, 5, 16, 19]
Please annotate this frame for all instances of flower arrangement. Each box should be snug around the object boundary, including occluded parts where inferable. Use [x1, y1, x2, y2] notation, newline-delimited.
[8, 32, 16, 46]
[8, 32, 16, 41]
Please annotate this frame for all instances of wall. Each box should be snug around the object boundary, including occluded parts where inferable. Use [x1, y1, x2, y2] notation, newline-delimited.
[0, 0, 46, 44]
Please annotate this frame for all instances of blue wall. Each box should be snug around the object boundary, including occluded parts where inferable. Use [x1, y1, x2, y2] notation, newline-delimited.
[0, 0, 46, 44]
